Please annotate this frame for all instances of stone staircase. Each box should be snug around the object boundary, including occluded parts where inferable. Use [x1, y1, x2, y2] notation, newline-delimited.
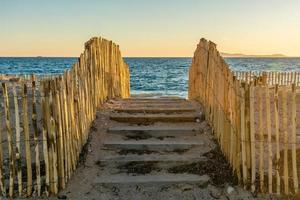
[57, 97, 261, 199]
[94, 97, 216, 190]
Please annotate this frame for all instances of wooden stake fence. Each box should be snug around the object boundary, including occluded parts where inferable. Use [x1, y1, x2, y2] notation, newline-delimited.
[0, 37, 130, 198]
[234, 71, 300, 86]
[189, 38, 300, 196]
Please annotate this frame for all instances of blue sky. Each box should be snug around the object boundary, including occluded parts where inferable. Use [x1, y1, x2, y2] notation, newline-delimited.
[1, 0, 300, 56]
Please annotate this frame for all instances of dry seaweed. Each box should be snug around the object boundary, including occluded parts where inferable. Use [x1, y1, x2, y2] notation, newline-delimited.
[117, 161, 159, 175]
[168, 144, 238, 186]
[118, 149, 158, 155]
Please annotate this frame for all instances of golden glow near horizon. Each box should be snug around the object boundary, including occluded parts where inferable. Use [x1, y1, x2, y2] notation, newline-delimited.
[1, 0, 300, 57]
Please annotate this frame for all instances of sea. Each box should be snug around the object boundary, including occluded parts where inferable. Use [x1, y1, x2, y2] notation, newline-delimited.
[0, 57, 300, 98]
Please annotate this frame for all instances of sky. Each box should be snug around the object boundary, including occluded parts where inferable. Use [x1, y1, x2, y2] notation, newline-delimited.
[1, 0, 300, 57]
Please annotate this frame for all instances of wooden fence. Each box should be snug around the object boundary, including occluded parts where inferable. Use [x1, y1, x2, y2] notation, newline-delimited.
[234, 71, 300, 86]
[189, 38, 300, 196]
[0, 37, 130, 197]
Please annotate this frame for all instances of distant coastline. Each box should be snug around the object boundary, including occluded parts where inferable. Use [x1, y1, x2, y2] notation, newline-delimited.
[221, 52, 287, 58]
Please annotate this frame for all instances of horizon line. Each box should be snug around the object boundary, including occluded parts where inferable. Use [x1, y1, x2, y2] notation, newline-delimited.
[1, 55, 300, 58]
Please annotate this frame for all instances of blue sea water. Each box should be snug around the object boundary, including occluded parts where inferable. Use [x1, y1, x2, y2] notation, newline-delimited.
[126, 57, 300, 97]
[0, 57, 77, 75]
[0, 57, 300, 98]
[126, 58, 190, 97]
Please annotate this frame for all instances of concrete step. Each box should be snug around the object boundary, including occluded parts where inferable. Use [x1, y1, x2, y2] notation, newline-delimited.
[122, 97, 186, 101]
[109, 132, 201, 141]
[104, 132, 202, 142]
[114, 107, 195, 114]
[110, 113, 198, 123]
[108, 124, 202, 135]
[98, 154, 207, 163]
[112, 99, 193, 107]
[120, 98, 186, 102]
[93, 174, 210, 186]
[120, 101, 191, 105]
[120, 101, 188, 105]
[103, 140, 205, 151]
[117, 104, 195, 110]
[116, 103, 194, 109]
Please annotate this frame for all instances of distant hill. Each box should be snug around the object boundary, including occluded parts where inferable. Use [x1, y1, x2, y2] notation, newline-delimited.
[221, 52, 287, 58]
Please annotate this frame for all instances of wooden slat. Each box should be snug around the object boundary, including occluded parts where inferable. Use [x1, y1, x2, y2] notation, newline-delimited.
[240, 86, 247, 186]
[13, 85, 22, 196]
[245, 83, 251, 187]
[22, 83, 32, 196]
[274, 85, 280, 194]
[258, 85, 264, 192]
[236, 80, 241, 182]
[249, 83, 256, 192]
[32, 77, 41, 196]
[41, 82, 50, 196]
[0, 86, 6, 196]
[265, 86, 272, 193]
[49, 80, 58, 194]
[2, 83, 15, 197]
[55, 78, 65, 189]
[62, 77, 71, 181]
[291, 84, 298, 194]
[282, 88, 289, 194]
[58, 77, 68, 184]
